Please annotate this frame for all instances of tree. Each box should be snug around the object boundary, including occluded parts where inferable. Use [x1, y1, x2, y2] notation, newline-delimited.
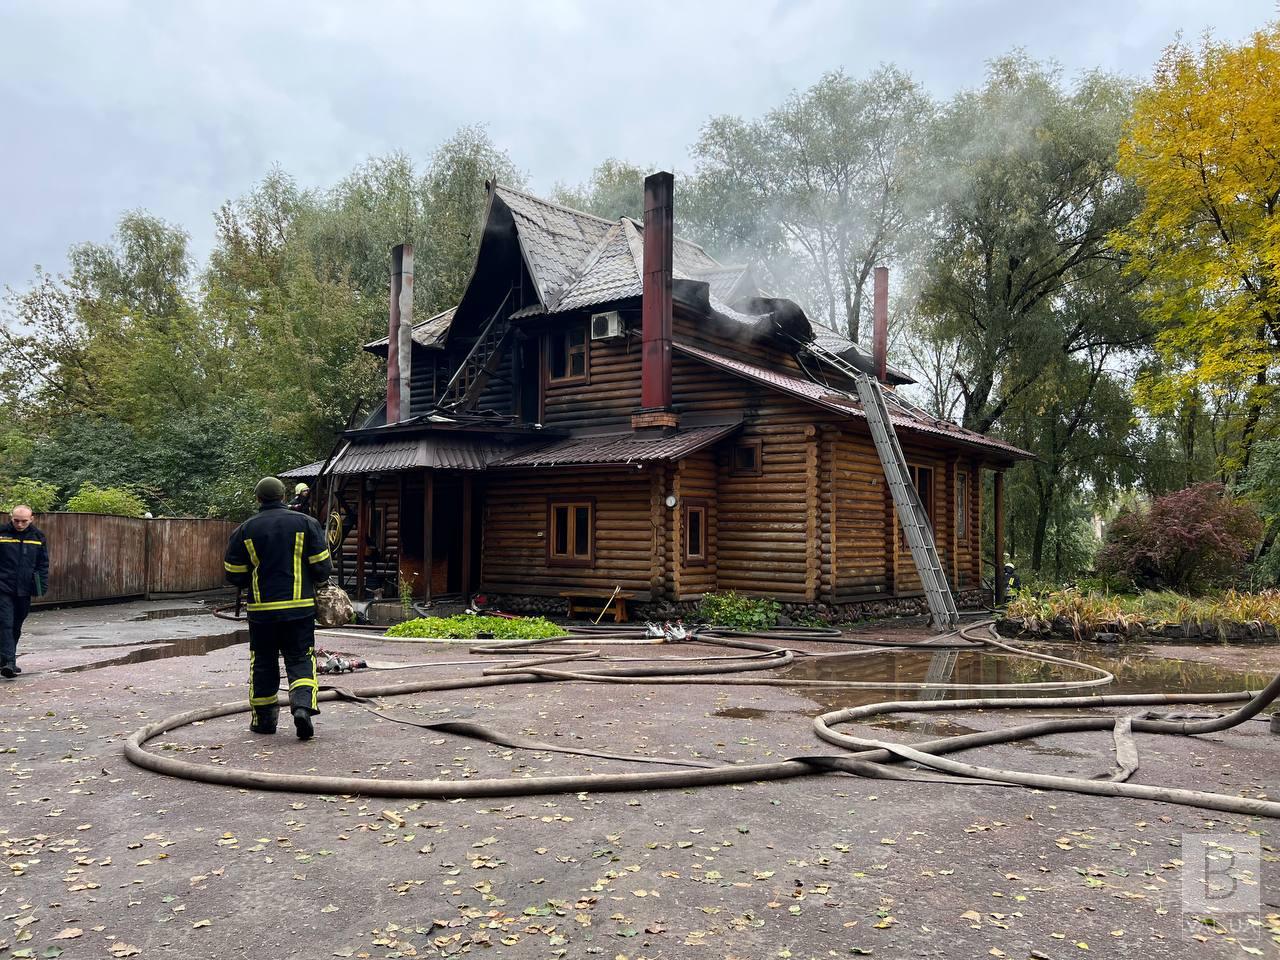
[1115, 25, 1280, 474]
[918, 55, 1143, 434]
[553, 159, 648, 221]
[419, 126, 525, 310]
[686, 67, 933, 341]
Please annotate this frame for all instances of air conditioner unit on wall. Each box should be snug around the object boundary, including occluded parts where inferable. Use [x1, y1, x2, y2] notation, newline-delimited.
[590, 311, 624, 340]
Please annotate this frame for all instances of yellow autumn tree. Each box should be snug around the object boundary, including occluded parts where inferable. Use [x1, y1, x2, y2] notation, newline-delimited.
[1116, 24, 1280, 470]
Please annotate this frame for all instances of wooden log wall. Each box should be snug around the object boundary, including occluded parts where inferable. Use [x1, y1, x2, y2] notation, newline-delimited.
[408, 347, 437, 418]
[481, 467, 656, 598]
[541, 319, 642, 431]
[475, 348, 515, 416]
[829, 426, 891, 600]
[672, 450, 717, 599]
[955, 457, 982, 590]
[893, 440, 951, 596]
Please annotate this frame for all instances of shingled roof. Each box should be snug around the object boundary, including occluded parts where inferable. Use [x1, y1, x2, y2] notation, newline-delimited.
[364, 305, 456, 352]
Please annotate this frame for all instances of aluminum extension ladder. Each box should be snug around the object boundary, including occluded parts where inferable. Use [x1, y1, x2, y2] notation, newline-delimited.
[802, 340, 960, 631]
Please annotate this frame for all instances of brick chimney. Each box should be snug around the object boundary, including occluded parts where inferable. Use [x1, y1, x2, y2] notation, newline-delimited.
[632, 171, 679, 433]
[387, 243, 414, 422]
[872, 265, 888, 384]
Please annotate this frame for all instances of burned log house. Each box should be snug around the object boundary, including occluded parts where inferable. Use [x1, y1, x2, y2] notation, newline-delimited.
[284, 173, 1030, 619]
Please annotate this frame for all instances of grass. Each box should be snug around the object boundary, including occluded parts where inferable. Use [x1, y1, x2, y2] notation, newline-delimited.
[1005, 587, 1280, 640]
[384, 614, 567, 641]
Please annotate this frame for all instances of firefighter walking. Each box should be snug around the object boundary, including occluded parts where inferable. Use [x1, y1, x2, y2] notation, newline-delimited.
[224, 477, 332, 739]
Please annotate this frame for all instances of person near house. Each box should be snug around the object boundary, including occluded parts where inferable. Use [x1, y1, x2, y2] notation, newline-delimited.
[224, 477, 332, 739]
[287, 482, 312, 515]
[0, 505, 49, 679]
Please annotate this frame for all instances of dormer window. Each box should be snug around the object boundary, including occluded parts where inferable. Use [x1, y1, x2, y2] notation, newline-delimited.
[547, 325, 589, 384]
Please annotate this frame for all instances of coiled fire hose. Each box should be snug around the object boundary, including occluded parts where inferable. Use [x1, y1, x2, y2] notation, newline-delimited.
[125, 619, 1280, 818]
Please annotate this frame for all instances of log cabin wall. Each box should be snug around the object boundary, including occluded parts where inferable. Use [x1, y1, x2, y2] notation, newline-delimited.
[830, 425, 893, 600]
[715, 421, 820, 602]
[540, 314, 642, 431]
[954, 456, 983, 590]
[480, 467, 656, 598]
[892, 439, 951, 596]
[672, 450, 717, 599]
[408, 348, 437, 418]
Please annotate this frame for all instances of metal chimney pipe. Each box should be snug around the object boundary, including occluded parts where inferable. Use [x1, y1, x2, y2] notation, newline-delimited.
[640, 172, 674, 413]
[388, 244, 414, 422]
[873, 265, 889, 384]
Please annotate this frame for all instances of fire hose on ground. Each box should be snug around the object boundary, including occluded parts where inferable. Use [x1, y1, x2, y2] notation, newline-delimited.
[125, 619, 1280, 819]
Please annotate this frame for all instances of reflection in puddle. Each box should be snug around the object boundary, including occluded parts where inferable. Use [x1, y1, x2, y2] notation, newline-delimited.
[60, 631, 248, 673]
[130, 607, 211, 622]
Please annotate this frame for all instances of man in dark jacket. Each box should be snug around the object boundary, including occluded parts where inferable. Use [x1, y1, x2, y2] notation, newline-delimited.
[224, 477, 332, 739]
[0, 505, 49, 679]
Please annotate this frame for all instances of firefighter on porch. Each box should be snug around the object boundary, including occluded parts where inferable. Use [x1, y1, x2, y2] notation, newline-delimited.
[224, 476, 332, 740]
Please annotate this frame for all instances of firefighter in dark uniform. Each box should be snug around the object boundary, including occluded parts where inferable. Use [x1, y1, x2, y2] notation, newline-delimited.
[0, 505, 49, 679]
[224, 477, 332, 739]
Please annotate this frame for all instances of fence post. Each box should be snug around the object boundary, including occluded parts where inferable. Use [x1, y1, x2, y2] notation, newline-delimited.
[143, 516, 153, 601]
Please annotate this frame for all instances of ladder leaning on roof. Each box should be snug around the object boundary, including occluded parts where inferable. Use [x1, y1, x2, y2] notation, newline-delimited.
[800, 339, 960, 632]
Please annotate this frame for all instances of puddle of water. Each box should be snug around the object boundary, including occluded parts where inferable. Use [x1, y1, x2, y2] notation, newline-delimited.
[130, 607, 211, 622]
[59, 631, 248, 673]
[713, 707, 774, 720]
[769, 646, 1275, 719]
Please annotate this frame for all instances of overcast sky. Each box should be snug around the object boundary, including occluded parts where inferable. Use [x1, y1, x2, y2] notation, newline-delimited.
[0, 0, 1273, 293]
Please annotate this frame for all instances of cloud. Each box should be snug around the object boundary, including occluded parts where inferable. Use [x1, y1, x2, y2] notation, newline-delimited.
[0, 0, 1267, 290]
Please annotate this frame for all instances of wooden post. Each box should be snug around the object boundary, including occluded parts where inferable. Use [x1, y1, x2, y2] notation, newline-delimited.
[460, 475, 473, 601]
[993, 469, 1006, 605]
[423, 472, 433, 602]
[356, 480, 368, 601]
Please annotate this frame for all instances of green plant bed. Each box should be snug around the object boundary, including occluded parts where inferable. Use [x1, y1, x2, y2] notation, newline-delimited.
[384, 614, 567, 641]
[1003, 588, 1280, 643]
[694, 591, 780, 631]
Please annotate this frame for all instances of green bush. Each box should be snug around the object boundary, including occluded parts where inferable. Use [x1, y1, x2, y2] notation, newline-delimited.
[0, 477, 57, 514]
[64, 482, 148, 518]
[695, 591, 780, 631]
[385, 614, 567, 641]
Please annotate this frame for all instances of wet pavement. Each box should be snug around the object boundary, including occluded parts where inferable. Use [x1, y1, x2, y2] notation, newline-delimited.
[1, 601, 1277, 959]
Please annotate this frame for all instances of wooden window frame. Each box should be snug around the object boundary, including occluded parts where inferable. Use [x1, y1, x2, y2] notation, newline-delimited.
[546, 497, 595, 567]
[956, 470, 969, 543]
[683, 498, 708, 566]
[908, 464, 935, 522]
[730, 439, 763, 477]
[545, 324, 590, 385]
[896, 463, 936, 552]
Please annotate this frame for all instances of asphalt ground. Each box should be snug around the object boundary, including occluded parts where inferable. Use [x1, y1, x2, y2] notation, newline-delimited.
[2, 599, 1278, 959]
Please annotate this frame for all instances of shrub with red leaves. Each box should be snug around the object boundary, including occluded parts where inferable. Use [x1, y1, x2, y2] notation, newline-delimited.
[1096, 483, 1262, 594]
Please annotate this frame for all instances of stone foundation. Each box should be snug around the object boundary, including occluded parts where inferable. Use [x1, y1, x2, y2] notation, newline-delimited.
[479, 589, 990, 626]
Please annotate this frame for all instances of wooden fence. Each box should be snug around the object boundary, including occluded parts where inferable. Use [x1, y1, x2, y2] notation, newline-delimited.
[1, 512, 236, 606]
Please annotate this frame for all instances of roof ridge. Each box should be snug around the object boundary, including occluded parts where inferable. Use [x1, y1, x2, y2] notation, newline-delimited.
[549, 221, 626, 311]
[492, 182, 617, 227]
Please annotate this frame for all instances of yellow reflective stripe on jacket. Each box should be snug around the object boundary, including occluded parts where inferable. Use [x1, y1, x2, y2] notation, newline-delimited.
[307, 548, 330, 564]
[244, 598, 316, 612]
[293, 531, 304, 601]
[224, 561, 250, 573]
[0, 538, 40, 545]
[244, 538, 261, 604]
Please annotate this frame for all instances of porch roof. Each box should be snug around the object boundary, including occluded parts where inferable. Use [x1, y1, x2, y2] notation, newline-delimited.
[280, 432, 528, 478]
[491, 422, 742, 469]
